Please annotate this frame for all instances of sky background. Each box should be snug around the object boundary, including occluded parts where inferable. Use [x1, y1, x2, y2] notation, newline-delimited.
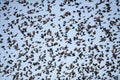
[0, 0, 120, 80]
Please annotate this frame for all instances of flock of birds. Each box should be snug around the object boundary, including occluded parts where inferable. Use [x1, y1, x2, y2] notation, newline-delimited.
[0, 0, 120, 80]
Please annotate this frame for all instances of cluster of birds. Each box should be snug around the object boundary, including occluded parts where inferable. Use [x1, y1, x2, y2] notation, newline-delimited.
[0, 0, 120, 80]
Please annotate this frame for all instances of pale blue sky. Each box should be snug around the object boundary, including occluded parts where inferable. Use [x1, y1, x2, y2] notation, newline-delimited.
[0, 0, 120, 80]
